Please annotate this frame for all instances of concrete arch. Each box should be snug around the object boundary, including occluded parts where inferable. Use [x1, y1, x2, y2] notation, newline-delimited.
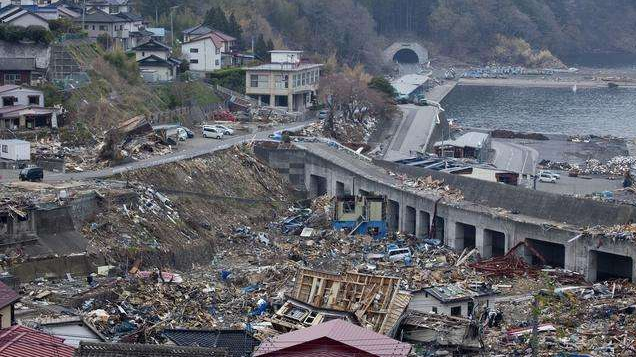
[383, 42, 429, 64]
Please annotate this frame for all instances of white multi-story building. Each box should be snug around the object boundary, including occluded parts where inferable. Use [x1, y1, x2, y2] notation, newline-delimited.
[244, 50, 322, 112]
[181, 30, 236, 75]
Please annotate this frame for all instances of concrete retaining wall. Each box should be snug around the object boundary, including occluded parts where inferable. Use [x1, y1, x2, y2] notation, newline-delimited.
[374, 159, 636, 227]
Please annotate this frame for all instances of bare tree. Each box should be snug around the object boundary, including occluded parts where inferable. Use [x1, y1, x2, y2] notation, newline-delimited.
[318, 66, 395, 139]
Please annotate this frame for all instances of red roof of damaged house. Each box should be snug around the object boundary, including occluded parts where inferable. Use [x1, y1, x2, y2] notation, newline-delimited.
[0, 325, 75, 357]
[254, 319, 411, 357]
[0, 281, 19, 309]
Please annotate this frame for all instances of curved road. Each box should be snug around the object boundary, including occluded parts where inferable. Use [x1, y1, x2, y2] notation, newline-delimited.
[2, 121, 313, 183]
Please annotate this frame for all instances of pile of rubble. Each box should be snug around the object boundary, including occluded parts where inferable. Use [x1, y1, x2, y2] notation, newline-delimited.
[540, 156, 636, 176]
[388, 170, 464, 201]
[485, 281, 636, 356]
[581, 224, 636, 242]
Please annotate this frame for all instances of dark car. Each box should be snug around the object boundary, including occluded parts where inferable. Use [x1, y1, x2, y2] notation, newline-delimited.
[19, 167, 44, 182]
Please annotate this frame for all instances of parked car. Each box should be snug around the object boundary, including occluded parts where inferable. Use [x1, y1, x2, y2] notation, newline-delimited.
[176, 127, 188, 141]
[19, 167, 43, 182]
[213, 124, 234, 135]
[538, 172, 557, 183]
[539, 170, 560, 179]
[318, 110, 329, 119]
[202, 126, 223, 139]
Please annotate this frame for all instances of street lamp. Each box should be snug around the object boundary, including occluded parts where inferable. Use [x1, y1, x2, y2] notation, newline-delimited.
[170, 5, 181, 48]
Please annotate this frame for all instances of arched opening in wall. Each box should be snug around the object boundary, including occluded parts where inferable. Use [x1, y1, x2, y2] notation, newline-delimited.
[393, 48, 419, 64]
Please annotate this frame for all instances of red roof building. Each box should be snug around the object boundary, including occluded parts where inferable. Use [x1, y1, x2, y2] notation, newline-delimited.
[254, 319, 411, 357]
[0, 325, 75, 357]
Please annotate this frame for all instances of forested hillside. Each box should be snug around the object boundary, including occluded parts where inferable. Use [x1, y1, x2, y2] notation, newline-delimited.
[133, 0, 636, 69]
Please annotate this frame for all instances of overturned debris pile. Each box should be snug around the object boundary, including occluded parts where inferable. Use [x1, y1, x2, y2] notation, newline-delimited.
[388, 170, 464, 201]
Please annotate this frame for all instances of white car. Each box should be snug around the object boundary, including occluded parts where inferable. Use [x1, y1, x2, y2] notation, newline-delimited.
[538, 173, 557, 183]
[539, 170, 560, 180]
[213, 124, 234, 135]
[202, 126, 223, 139]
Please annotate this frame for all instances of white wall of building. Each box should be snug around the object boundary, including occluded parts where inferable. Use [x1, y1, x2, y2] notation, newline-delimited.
[271, 51, 301, 64]
[0, 87, 44, 108]
[0, 140, 30, 161]
[182, 38, 221, 72]
[409, 293, 495, 318]
[135, 50, 167, 61]
[140, 66, 172, 82]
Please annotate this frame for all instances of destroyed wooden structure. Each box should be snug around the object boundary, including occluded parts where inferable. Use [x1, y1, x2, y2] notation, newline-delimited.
[398, 311, 482, 351]
[279, 268, 411, 334]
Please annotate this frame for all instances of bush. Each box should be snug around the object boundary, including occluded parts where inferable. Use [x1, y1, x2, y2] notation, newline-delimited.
[38, 83, 65, 107]
[206, 67, 246, 93]
[0, 24, 52, 44]
[103, 50, 141, 85]
[49, 18, 81, 36]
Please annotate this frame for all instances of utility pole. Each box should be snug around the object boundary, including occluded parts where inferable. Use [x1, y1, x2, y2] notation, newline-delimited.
[82, 0, 86, 29]
[169, 5, 181, 48]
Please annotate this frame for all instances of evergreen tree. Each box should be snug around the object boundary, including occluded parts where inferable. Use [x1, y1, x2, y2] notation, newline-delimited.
[228, 12, 243, 49]
[203, 6, 229, 33]
[254, 34, 268, 61]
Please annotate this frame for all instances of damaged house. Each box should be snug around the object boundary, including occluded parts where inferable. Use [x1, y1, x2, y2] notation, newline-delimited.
[269, 268, 411, 334]
[409, 283, 497, 318]
[0, 85, 62, 130]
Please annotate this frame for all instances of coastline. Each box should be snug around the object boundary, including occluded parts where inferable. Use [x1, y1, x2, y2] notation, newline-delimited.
[457, 77, 636, 88]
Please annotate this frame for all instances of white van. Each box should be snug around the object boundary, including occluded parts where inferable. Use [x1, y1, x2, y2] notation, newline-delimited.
[202, 126, 223, 139]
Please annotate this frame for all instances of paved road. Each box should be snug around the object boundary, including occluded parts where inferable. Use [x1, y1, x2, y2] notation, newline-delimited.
[384, 82, 456, 161]
[1, 121, 312, 183]
[491, 139, 539, 175]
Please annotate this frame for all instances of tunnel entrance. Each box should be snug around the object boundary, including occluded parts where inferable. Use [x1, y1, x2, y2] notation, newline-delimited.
[484, 229, 506, 258]
[417, 211, 430, 238]
[405, 206, 416, 235]
[526, 239, 565, 268]
[432, 216, 444, 242]
[309, 175, 327, 197]
[392, 48, 419, 64]
[589, 251, 633, 282]
[335, 181, 345, 197]
[387, 199, 400, 233]
[455, 223, 476, 251]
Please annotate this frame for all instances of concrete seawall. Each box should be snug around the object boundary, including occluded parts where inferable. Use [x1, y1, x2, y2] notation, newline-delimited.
[257, 143, 636, 282]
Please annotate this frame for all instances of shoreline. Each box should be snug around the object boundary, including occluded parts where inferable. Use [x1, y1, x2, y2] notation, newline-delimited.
[457, 77, 636, 88]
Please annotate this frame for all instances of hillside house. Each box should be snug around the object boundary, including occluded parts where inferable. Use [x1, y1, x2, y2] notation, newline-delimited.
[0, 84, 62, 129]
[76, 9, 142, 49]
[182, 24, 213, 42]
[131, 39, 180, 82]
[181, 30, 237, 75]
[245, 50, 322, 112]
[0, 4, 49, 28]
